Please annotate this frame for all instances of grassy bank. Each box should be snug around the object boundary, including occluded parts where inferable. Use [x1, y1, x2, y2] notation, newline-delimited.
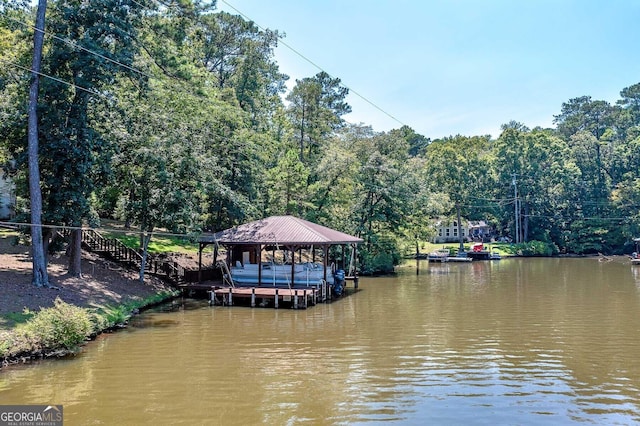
[0, 290, 179, 367]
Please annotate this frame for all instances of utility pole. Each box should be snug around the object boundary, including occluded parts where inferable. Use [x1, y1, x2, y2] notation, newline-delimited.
[512, 174, 519, 244]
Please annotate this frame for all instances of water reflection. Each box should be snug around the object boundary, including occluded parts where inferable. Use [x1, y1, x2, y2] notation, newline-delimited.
[2, 258, 640, 424]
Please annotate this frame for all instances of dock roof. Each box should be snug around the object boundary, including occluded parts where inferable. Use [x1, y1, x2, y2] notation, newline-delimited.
[199, 215, 363, 246]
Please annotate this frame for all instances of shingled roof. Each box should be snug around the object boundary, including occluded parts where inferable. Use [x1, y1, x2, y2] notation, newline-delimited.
[199, 215, 363, 246]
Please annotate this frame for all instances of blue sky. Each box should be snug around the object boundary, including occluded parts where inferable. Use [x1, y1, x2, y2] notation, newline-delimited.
[216, 0, 640, 140]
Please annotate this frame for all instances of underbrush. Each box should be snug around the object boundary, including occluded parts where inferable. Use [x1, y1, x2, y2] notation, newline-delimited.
[504, 240, 559, 256]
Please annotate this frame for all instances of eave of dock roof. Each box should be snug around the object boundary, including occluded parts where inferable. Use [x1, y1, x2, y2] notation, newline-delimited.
[199, 215, 363, 246]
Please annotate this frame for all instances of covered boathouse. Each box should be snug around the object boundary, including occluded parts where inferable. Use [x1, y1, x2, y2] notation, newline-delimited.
[195, 215, 363, 309]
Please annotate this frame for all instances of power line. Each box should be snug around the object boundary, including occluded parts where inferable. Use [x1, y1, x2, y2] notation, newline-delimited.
[0, 220, 203, 238]
[13, 0, 407, 134]
[218, 0, 408, 129]
[2, 59, 102, 97]
[6, 15, 155, 82]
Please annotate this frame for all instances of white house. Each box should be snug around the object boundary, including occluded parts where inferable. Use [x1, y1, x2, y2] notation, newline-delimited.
[0, 174, 15, 220]
[433, 219, 468, 243]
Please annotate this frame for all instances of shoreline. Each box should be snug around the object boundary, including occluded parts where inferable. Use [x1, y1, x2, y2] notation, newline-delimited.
[1, 289, 181, 369]
[0, 230, 186, 369]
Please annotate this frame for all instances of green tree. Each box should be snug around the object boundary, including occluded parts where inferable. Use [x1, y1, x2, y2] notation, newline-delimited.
[286, 71, 351, 165]
[195, 11, 286, 123]
[423, 135, 492, 251]
[264, 149, 310, 216]
[492, 128, 578, 247]
[28, 0, 147, 276]
[554, 96, 613, 140]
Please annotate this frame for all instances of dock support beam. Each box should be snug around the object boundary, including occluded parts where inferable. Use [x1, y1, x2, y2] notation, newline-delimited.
[294, 290, 298, 309]
[228, 287, 233, 306]
[251, 287, 256, 307]
[274, 288, 279, 309]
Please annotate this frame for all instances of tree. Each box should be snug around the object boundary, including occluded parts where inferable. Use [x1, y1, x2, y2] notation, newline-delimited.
[195, 11, 286, 122]
[348, 127, 411, 271]
[33, 0, 146, 276]
[264, 149, 309, 216]
[110, 81, 220, 281]
[26, 0, 50, 287]
[423, 135, 492, 251]
[554, 96, 613, 140]
[492, 128, 578, 247]
[618, 82, 640, 126]
[286, 71, 351, 165]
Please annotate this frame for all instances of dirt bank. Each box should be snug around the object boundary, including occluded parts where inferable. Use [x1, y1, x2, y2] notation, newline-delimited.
[0, 232, 175, 329]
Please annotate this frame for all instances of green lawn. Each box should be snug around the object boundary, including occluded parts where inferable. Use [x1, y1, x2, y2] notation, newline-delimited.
[102, 232, 200, 255]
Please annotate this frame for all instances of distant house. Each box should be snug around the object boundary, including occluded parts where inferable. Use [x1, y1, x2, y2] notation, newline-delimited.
[433, 219, 468, 243]
[468, 220, 493, 242]
[0, 174, 15, 220]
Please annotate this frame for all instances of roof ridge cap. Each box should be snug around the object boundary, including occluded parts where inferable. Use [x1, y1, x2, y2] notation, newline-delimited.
[291, 216, 327, 241]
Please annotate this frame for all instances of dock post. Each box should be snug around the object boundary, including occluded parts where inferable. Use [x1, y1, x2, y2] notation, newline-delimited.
[274, 288, 279, 309]
[312, 286, 316, 305]
[328, 283, 332, 301]
[294, 290, 298, 309]
[251, 287, 256, 308]
[228, 287, 233, 306]
[354, 275, 359, 289]
[303, 291, 307, 309]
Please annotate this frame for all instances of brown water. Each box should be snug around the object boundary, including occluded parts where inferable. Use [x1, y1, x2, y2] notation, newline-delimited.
[2, 258, 640, 425]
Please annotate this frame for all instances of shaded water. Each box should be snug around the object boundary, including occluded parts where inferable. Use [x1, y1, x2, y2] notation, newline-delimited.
[3, 258, 640, 424]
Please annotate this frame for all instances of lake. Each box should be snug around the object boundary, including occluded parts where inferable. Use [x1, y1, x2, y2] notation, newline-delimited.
[2, 257, 640, 425]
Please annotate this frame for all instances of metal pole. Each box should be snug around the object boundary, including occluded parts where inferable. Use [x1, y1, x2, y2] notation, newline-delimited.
[512, 174, 519, 244]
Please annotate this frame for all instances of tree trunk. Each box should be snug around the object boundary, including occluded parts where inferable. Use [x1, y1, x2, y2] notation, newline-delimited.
[523, 203, 529, 243]
[27, 0, 50, 288]
[68, 228, 83, 277]
[139, 230, 152, 283]
[42, 227, 51, 269]
[456, 203, 464, 253]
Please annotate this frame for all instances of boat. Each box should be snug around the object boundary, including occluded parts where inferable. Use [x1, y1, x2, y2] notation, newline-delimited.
[490, 249, 501, 260]
[632, 238, 640, 265]
[427, 248, 450, 262]
[228, 261, 342, 288]
[467, 242, 491, 260]
[447, 250, 473, 262]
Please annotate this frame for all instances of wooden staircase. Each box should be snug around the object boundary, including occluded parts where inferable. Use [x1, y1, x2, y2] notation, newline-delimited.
[77, 229, 186, 285]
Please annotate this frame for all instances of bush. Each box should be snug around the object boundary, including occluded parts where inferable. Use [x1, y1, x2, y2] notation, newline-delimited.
[506, 240, 559, 256]
[23, 298, 93, 351]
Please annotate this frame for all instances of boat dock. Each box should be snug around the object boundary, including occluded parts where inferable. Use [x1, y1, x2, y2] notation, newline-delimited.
[179, 277, 358, 309]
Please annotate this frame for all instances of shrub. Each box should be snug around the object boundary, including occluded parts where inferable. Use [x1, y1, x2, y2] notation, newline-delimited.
[506, 240, 559, 256]
[23, 298, 93, 351]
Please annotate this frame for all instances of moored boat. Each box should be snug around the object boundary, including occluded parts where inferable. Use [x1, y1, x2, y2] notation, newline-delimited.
[230, 261, 338, 286]
[447, 253, 473, 262]
[428, 248, 450, 262]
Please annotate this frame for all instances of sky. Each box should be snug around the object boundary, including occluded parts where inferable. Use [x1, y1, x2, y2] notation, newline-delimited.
[216, 0, 640, 140]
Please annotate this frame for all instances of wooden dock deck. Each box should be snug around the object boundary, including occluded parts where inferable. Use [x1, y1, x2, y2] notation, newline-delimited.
[178, 277, 359, 309]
